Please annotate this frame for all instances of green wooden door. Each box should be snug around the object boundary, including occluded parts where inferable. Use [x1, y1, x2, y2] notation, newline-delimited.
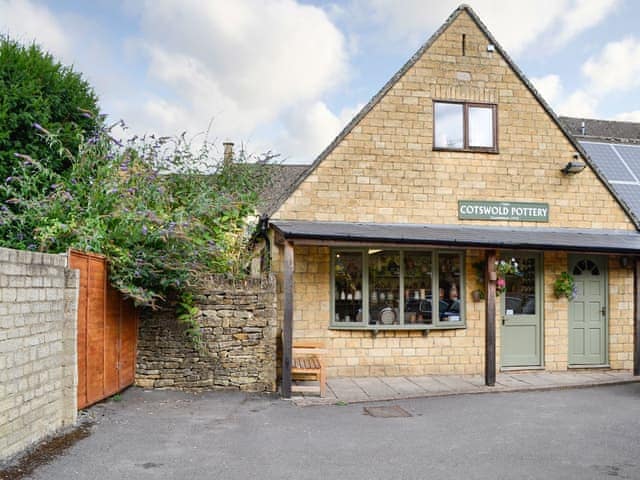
[569, 256, 607, 366]
[501, 253, 542, 367]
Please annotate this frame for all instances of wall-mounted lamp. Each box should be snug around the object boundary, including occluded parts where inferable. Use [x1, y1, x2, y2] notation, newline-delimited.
[561, 162, 586, 175]
[620, 256, 631, 268]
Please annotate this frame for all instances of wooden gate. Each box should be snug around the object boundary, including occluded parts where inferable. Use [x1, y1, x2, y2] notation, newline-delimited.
[69, 250, 138, 409]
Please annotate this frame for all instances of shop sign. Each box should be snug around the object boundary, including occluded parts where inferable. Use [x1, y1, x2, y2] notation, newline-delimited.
[458, 200, 549, 222]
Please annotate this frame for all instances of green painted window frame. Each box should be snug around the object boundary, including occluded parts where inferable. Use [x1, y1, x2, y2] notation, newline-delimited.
[330, 248, 466, 331]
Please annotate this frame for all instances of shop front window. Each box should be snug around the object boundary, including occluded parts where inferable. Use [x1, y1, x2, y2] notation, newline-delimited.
[333, 251, 363, 324]
[368, 250, 400, 325]
[404, 251, 432, 325]
[438, 253, 462, 323]
[331, 249, 465, 329]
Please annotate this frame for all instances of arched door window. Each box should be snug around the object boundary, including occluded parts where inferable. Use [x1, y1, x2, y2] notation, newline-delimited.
[572, 259, 600, 276]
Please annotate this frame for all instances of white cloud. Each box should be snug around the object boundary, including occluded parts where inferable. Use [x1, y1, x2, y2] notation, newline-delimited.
[553, 0, 619, 47]
[0, 0, 351, 162]
[531, 74, 563, 106]
[582, 36, 640, 94]
[276, 101, 363, 163]
[532, 75, 599, 119]
[0, 0, 70, 59]
[121, 0, 349, 148]
[615, 111, 640, 122]
[558, 89, 599, 118]
[343, 0, 617, 56]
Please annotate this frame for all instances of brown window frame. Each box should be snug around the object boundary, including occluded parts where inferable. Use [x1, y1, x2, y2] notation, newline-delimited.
[432, 100, 498, 153]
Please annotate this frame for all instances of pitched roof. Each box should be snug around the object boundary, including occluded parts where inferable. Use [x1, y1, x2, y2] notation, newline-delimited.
[560, 116, 640, 145]
[258, 164, 308, 216]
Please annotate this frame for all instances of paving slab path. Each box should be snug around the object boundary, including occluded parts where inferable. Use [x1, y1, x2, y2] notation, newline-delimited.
[294, 371, 640, 405]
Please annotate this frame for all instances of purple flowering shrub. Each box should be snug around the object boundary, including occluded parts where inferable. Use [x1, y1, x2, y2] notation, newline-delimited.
[0, 122, 270, 308]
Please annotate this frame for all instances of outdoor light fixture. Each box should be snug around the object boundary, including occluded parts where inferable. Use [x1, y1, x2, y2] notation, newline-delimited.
[561, 161, 586, 175]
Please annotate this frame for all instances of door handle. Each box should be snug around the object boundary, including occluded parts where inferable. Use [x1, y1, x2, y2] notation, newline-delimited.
[601, 306, 606, 317]
[502, 316, 506, 325]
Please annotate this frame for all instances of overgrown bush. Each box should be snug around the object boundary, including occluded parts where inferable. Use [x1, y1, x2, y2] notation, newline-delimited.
[0, 121, 270, 308]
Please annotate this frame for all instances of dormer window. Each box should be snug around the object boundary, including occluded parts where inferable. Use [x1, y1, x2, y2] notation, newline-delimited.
[433, 101, 497, 152]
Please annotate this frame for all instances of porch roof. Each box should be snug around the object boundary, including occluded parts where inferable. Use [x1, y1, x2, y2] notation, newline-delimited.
[270, 220, 640, 254]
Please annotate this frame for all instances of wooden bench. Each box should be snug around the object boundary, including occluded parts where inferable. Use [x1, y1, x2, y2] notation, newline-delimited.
[291, 342, 327, 397]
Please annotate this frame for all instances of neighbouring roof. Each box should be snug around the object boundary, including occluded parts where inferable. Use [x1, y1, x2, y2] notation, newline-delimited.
[560, 117, 640, 145]
[561, 116, 640, 228]
[267, 4, 624, 225]
[271, 220, 640, 254]
[257, 164, 308, 216]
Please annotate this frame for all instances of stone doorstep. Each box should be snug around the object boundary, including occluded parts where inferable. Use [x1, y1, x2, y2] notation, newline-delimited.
[290, 372, 640, 406]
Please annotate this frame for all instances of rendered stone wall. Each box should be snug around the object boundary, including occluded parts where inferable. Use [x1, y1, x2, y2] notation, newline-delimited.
[136, 276, 277, 392]
[0, 247, 78, 464]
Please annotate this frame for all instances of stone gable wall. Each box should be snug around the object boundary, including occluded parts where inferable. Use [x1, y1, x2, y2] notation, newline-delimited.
[0, 248, 78, 464]
[272, 10, 633, 230]
[136, 276, 277, 392]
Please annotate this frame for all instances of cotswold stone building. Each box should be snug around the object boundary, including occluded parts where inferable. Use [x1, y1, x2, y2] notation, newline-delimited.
[263, 5, 640, 396]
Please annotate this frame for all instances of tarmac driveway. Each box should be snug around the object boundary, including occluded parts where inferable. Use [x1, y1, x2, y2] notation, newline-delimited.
[11, 383, 640, 479]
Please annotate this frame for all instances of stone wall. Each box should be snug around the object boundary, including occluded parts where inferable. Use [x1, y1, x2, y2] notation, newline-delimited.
[0, 247, 78, 464]
[136, 275, 277, 392]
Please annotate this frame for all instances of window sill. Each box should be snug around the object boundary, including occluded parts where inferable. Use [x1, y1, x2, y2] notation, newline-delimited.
[432, 147, 499, 154]
[329, 323, 466, 332]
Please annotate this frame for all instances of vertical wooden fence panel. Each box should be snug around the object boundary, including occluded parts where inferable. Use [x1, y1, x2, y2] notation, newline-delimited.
[86, 256, 106, 404]
[69, 250, 138, 409]
[119, 298, 138, 389]
[75, 257, 89, 409]
[104, 285, 121, 397]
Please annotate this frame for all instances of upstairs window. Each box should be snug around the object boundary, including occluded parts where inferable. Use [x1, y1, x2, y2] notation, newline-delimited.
[434, 101, 497, 152]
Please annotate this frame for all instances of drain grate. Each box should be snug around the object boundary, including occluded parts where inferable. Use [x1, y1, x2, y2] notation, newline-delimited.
[363, 405, 412, 418]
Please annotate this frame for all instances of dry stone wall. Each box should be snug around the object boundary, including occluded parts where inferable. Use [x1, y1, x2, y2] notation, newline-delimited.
[136, 275, 277, 392]
[0, 247, 78, 464]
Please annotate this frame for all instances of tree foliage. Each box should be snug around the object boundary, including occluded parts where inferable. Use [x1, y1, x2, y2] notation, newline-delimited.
[0, 123, 270, 308]
[0, 36, 100, 182]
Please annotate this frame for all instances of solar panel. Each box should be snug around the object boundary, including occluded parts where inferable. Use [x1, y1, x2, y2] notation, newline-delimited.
[611, 183, 640, 217]
[614, 144, 640, 179]
[580, 141, 635, 182]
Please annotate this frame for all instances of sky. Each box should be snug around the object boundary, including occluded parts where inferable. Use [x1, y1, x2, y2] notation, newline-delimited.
[2, 0, 640, 164]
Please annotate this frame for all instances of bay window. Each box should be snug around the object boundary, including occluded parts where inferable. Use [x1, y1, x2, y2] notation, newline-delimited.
[332, 248, 465, 329]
